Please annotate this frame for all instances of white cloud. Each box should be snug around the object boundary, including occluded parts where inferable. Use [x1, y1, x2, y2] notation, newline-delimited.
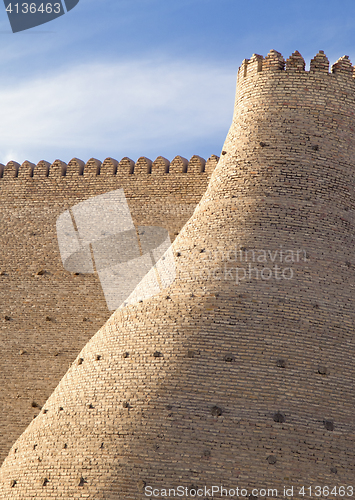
[0, 57, 236, 164]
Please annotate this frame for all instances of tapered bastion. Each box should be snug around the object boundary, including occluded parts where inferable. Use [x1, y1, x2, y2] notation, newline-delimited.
[0, 49, 354, 499]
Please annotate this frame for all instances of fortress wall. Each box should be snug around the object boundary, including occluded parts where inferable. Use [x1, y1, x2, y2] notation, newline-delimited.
[0, 154, 218, 465]
[0, 50, 355, 499]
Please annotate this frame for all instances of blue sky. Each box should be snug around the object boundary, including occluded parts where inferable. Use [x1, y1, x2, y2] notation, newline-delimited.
[0, 0, 355, 165]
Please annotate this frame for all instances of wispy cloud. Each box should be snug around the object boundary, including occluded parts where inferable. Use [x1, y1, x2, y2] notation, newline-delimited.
[0, 57, 236, 165]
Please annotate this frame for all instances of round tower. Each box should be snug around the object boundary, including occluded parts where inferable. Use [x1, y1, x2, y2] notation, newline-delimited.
[0, 50, 354, 498]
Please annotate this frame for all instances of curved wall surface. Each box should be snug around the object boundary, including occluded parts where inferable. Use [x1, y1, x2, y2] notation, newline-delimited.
[0, 50, 354, 499]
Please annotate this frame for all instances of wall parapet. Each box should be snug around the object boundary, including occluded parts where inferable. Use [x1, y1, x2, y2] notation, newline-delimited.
[0, 154, 219, 181]
[237, 49, 355, 81]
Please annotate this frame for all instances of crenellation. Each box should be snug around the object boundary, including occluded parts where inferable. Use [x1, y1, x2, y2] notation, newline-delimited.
[33, 160, 50, 177]
[3, 161, 20, 178]
[152, 156, 170, 174]
[247, 53, 263, 76]
[118, 156, 135, 176]
[18, 161, 36, 178]
[310, 50, 329, 73]
[331, 55, 353, 75]
[134, 156, 153, 175]
[286, 50, 305, 72]
[0, 155, 215, 183]
[84, 158, 101, 177]
[263, 49, 285, 71]
[237, 58, 249, 80]
[187, 155, 206, 174]
[205, 154, 219, 176]
[66, 158, 84, 177]
[169, 155, 189, 173]
[235, 50, 355, 106]
[100, 157, 118, 176]
[49, 159, 67, 177]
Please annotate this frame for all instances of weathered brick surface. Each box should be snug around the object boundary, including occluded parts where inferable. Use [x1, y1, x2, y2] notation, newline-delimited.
[0, 49, 354, 499]
[0, 154, 218, 466]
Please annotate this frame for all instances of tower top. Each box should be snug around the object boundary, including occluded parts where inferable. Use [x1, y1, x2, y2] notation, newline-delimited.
[238, 50, 354, 80]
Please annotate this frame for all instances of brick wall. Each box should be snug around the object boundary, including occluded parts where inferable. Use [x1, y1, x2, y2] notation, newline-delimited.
[0, 50, 354, 499]
[0, 154, 218, 465]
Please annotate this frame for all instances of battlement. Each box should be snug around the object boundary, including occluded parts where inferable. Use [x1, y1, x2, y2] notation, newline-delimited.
[237, 49, 355, 81]
[0, 154, 219, 181]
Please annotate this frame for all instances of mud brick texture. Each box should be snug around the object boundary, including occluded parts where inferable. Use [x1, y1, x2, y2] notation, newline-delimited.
[0, 154, 217, 466]
[0, 49, 354, 499]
